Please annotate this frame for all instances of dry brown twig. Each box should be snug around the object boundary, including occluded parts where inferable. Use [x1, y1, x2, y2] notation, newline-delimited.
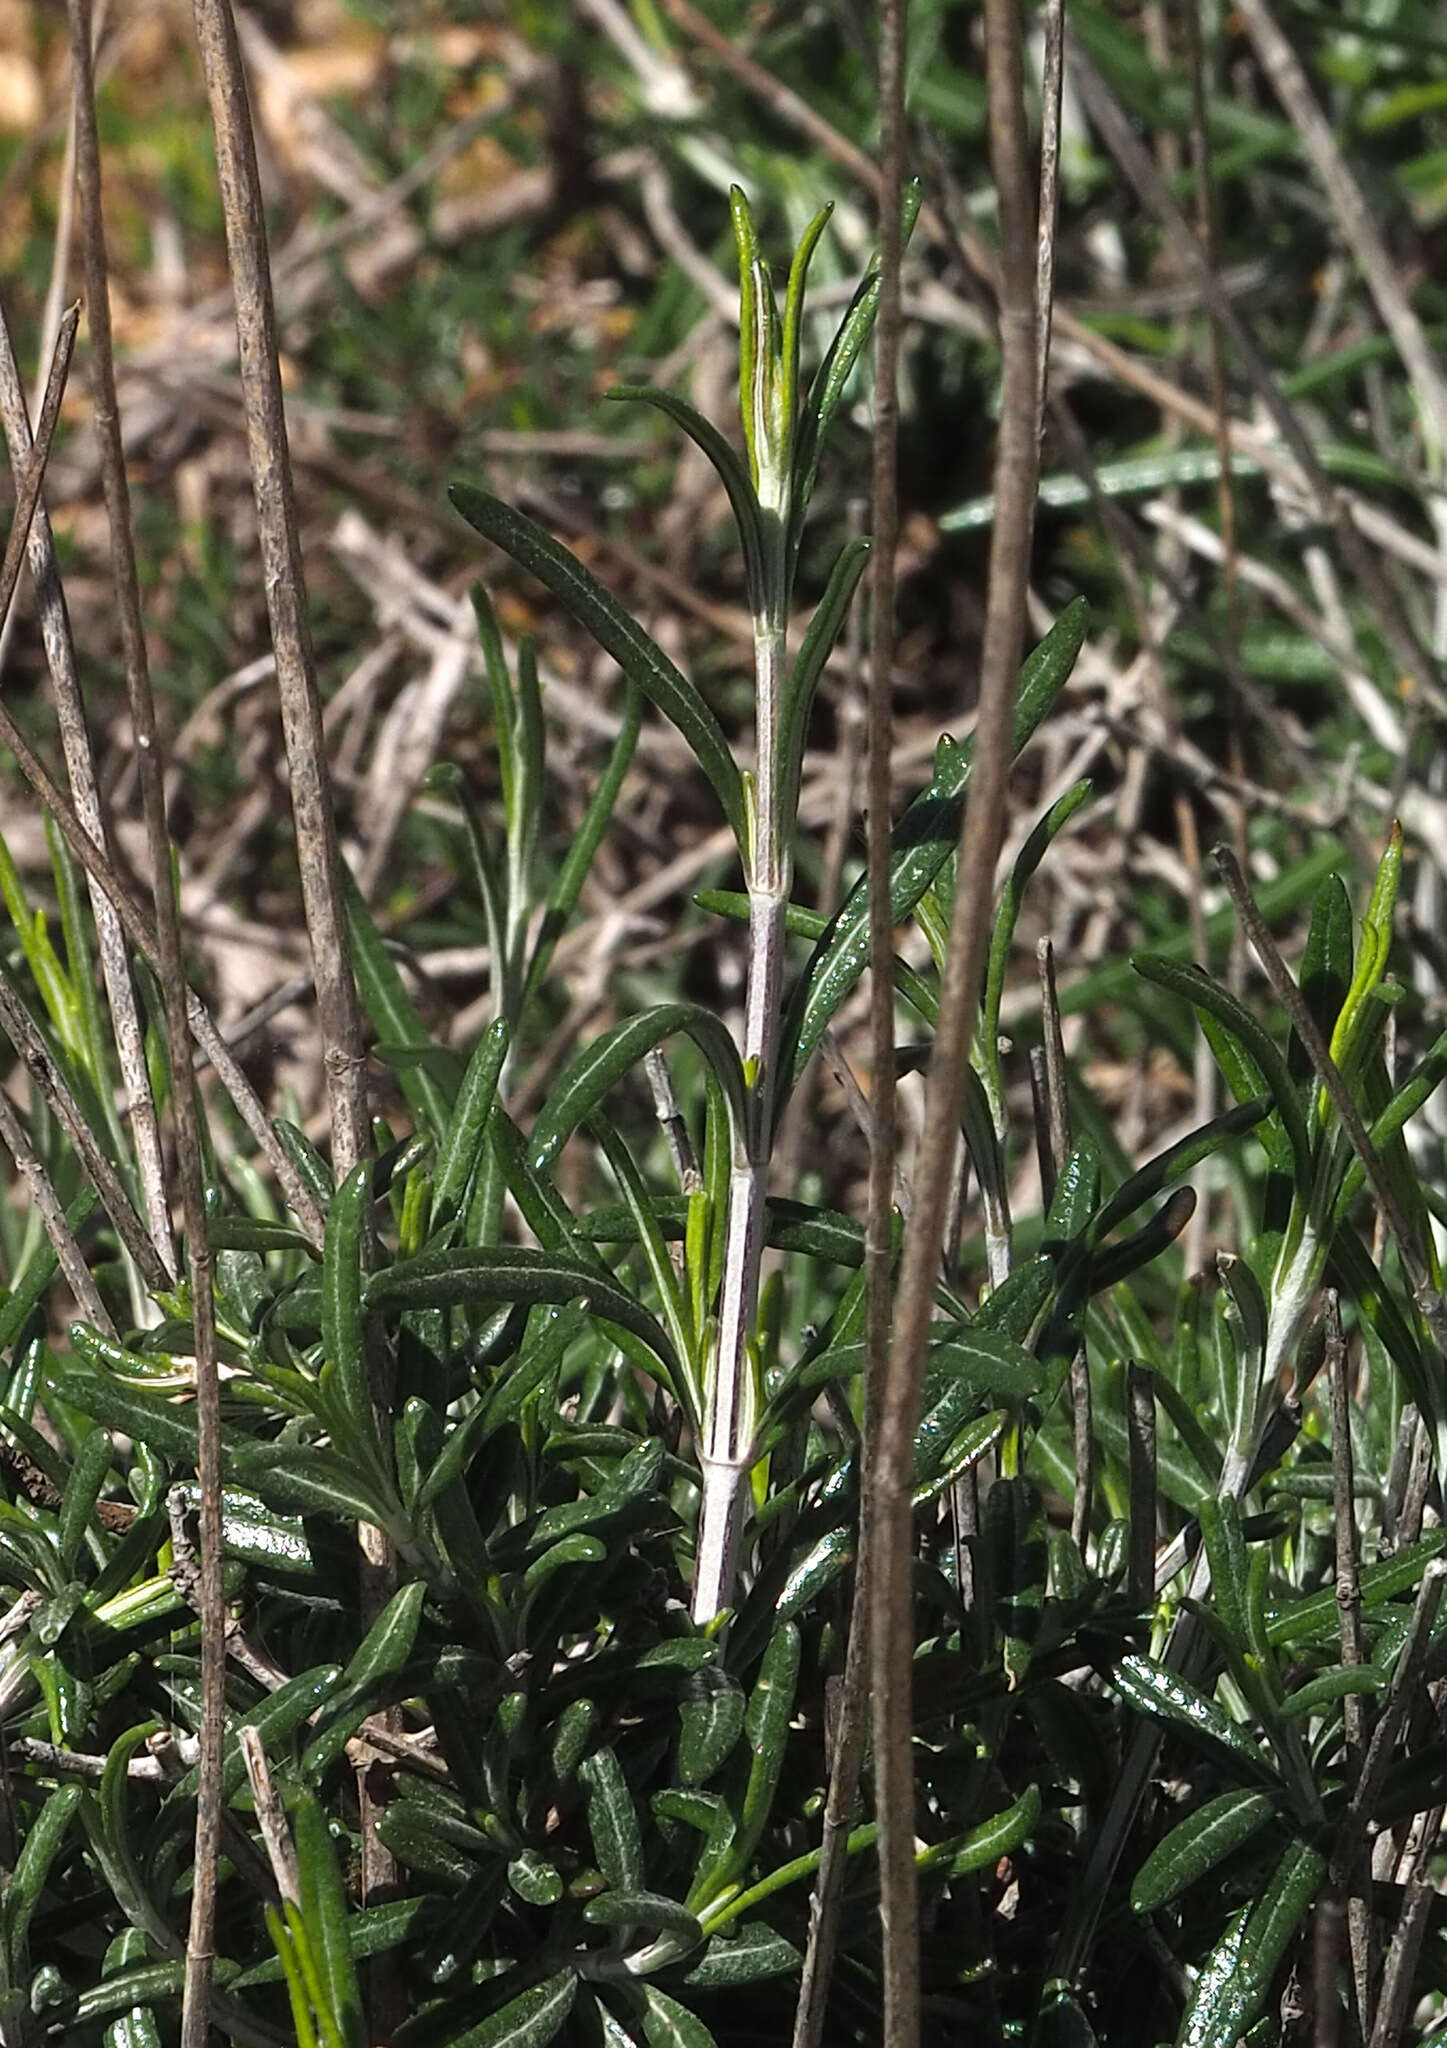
[65, 7, 228, 2043]
[867, 0, 1042, 2037]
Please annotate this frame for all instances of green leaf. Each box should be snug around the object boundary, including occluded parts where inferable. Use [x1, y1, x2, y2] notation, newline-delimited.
[1092, 1100, 1268, 1241]
[1131, 1790, 1277, 1913]
[978, 779, 1094, 1118]
[789, 180, 921, 566]
[679, 1923, 800, 1988]
[642, 1986, 718, 2048]
[366, 1245, 677, 1380]
[433, 1019, 510, 1225]
[529, 1003, 747, 1174]
[524, 682, 643, 1003]
[341, 865, 451, 1137]
[1177, 1837, 1325, 2048]
[225, 1443, 391, 1528]
[1108, 1654, 1277, 1782]
[5, 1780, 82, 1972]
[583, 1891, 703, 1944]
[775, 535, 870, 826]
[1265, 1531, 1445, 1646]
[944, 1782, 1042, 1875]
[449, 485, 744, 844]
[56, 1363, 198, 1464]
[1278, 1665, 1384, 1721]
[607, 388, 766, 615]
[444, 1970, 577, 2048]
[58, 1425, 114, 1576]
[678, 1668, 746, 1787]
[294, 1792, 365, 2048]
[1131, 955, 1311, 1188]
[581, 1748, 643, 1892]
[302, 1581, 427, 1779]
[591, 1120, 698, 1415]
[736, 1622, 801, 1872]
[322, 1161, 375, 1453]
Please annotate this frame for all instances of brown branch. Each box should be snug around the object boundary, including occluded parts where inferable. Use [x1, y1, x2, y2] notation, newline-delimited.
[869, 0, 1040, 2037]
[65, 9, 227, 2045]
[188, 0, 368, 1179]
[795, 6, 907, 2039]
[0, 305, 78, 639]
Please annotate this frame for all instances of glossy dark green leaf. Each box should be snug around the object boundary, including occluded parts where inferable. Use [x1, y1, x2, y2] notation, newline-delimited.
[680, 1923, 799, 1989]
[302, 1581, 427, 1778]
[1092, 1101, 1268, 1242]
[1131, 1789, 1277, 1913]
[446, 1970, 577, 2048]
[1109, 1654, 1277, 1781]
[294, 1790, 365, 2048]
[1278, 1664, 1384, 1721]
[509, 1850, 564, 1906]
[322, 1159, 374, 1451]
[583, 1890, 703, 1943]
[947, 1782, 1042, 1875]
[1292, 873, 1353, 1085]
[737, 1622, 801, 1869]
[55, 1363, 198, 1464]
[366, 1245, 676, 1378]
[58, 1425, 113, 1575]
[1177, 1836, 1324, 2048]
[450, 485, 744, 843]
[225, 1442, 391, 1528]
[641, 1986, 719, 2048]
[581, 1747, 643, 1892]
[678, 1668, 746, 1787]
[5, 1780, 82, 1970]
[1265, 1531, 1445, 1645]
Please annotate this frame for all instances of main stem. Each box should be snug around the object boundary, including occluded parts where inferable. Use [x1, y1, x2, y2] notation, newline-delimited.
[692, 613, 788, 1626]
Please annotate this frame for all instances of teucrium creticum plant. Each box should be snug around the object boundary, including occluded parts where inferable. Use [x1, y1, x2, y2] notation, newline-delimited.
[455, 188, 917, 1623]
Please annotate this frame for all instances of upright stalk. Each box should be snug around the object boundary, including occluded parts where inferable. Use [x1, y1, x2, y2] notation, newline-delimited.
[693, 603, 789, 1624]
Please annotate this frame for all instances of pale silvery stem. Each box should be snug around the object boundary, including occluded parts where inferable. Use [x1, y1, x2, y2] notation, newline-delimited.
[692, 610, 790, 1627]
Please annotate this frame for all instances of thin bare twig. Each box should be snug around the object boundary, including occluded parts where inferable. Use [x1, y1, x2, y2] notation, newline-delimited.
[66, 10, 227, 2044]
[0, 1083, 112, 1335]
[0, 967, 166, 1292]
[187, 0, 369, 1179]
[870, 0, 1041, 2035]
[794, 4, 908, 2038]
[187, 0, 393, 1994]
[0, 299, 173, 1303]
[1034, 0, 1064, 440]
[0, 305, 78, 638]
